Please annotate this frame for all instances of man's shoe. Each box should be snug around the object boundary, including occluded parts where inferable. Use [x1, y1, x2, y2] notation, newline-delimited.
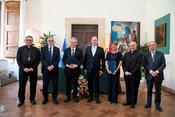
[130, 105, 135, 108]
[42, 99, 48, 105]
[64, 98, 71, 103]
[87, 97, 93, 102]
[30, 100, 36, 105]
[123, 102, 130, 106]
[144, 104, 151, 109]
[156, 106, 163, 112]
[17, 101, 24, 107]
[52, 99, 59, 104]
[95, 99, 101, 104]
[73, 97, 79, 103]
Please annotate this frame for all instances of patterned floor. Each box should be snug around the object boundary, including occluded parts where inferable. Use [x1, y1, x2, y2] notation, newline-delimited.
[0, 80, 175, 117]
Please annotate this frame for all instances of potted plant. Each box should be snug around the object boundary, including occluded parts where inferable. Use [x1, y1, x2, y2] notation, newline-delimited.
[40, 31, 55, 47]
[139, 43, 149, 77]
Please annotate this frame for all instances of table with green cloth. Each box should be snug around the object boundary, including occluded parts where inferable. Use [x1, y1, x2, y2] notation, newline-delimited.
[48, 67, 122, 94]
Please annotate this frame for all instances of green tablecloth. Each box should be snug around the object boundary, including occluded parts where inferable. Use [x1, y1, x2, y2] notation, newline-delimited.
[48, 67, 108, 94]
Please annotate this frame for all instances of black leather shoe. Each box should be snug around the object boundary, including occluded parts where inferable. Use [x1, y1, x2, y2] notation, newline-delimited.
[17, 101, 24, 107]
[42, 99, 48, 105]
[130, 105, 135, 108]
[30, 100, 36, 105]
[156, 106, 163, 112]
[95, 99, 101, 104]
[123, 102, 130, 106]
[87, 97, 93, 102]
[64, 98, 71, 103]
[144, 104, 151, 109]
[73, 97, 79, 103]
[52, 99, 59, 104]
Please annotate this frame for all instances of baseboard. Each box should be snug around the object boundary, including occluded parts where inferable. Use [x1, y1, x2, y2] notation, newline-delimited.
[162, 86, 175, 95]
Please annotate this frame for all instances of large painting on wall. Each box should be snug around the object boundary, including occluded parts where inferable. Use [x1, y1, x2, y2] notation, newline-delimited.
[155, 23, 166, 47]
[111, 21, 140, 53]
[154, 13, 170, 54]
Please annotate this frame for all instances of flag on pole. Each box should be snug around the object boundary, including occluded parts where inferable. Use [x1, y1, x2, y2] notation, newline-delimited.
[101, 32, 106, 50]
[62, 36, 67, 52]
[59, 36, 67, 67]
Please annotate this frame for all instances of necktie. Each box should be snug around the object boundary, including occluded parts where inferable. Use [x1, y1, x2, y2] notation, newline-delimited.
[27, 46, 31, 61]
[49, 47, 52, 64]
[152, 52, 155, 62]
[71, 48, 75, 56]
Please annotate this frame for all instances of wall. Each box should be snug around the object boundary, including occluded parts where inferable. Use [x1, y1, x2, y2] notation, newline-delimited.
[145, 0, 175, 90]
[25, 0, 147, 48]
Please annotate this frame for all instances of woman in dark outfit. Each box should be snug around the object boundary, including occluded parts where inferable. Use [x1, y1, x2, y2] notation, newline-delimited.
[105, 43, 122, 104]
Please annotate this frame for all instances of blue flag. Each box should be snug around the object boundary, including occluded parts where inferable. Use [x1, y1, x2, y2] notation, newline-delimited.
[62, 37, 67, 52]
[59, 36, 67, 67]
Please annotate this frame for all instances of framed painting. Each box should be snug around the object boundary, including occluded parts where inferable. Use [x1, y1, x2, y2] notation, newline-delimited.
[155, 23, 166, 47]
[111, 21, 140, 53]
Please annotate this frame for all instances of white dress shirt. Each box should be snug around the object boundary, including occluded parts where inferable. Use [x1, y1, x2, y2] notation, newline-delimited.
[91, 46, 97, 56]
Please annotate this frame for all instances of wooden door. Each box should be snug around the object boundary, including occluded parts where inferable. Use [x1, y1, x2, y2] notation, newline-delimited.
[4, 1, 20, 58]
[72, 24, 98, 53]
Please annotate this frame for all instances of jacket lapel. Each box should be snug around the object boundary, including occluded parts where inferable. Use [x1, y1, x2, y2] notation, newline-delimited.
[153, 51, 158, 64]
[90, 46, 93, 58]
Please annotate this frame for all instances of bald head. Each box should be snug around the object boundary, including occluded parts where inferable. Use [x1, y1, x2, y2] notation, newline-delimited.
[129, 41, 137, 52]
[148, 41, 157, 51]
[91, 36, 98, 46]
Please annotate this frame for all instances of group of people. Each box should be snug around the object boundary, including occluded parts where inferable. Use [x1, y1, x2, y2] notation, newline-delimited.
[16, 35, 166, 112]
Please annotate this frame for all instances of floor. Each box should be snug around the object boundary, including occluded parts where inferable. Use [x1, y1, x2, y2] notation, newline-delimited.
[0, 80, 175, 117]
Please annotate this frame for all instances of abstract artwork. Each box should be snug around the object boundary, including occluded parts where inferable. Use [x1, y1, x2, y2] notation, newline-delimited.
[111, 21, 140, 53]
[155, 23, 166, 47]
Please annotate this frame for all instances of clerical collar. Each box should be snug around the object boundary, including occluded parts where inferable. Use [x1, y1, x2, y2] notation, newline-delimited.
[27, 45, 31, 48]
[130, 50, 135, 54]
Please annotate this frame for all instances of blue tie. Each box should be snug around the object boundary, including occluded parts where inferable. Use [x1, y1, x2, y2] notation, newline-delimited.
[49, 47, 52, 64]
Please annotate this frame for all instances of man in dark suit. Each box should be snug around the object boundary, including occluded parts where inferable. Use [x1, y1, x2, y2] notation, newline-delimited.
[83, 36, 105, 104]
[143, 41, 166, 112]
[16, 36, 40, 107]
[41, 36, 60, 104]
[122, 41, 142, 108]
[63, 37, 83, 103]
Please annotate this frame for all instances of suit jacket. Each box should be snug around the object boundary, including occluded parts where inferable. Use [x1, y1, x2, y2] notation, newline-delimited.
[41, 45, 60, 72]
[122, 50, 142, 80]
[17, 45, 40, 74]
[143, 51, 166, 81]
[62, 47, 83, 70]
[83, 46, 105, 72]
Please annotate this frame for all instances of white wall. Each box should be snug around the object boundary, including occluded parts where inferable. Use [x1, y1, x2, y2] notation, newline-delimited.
[25, 0, 147, 48]
[145, 0, 175, 90]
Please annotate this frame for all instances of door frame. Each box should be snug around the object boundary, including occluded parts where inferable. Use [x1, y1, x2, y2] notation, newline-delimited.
[65, 18, 105, 47]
